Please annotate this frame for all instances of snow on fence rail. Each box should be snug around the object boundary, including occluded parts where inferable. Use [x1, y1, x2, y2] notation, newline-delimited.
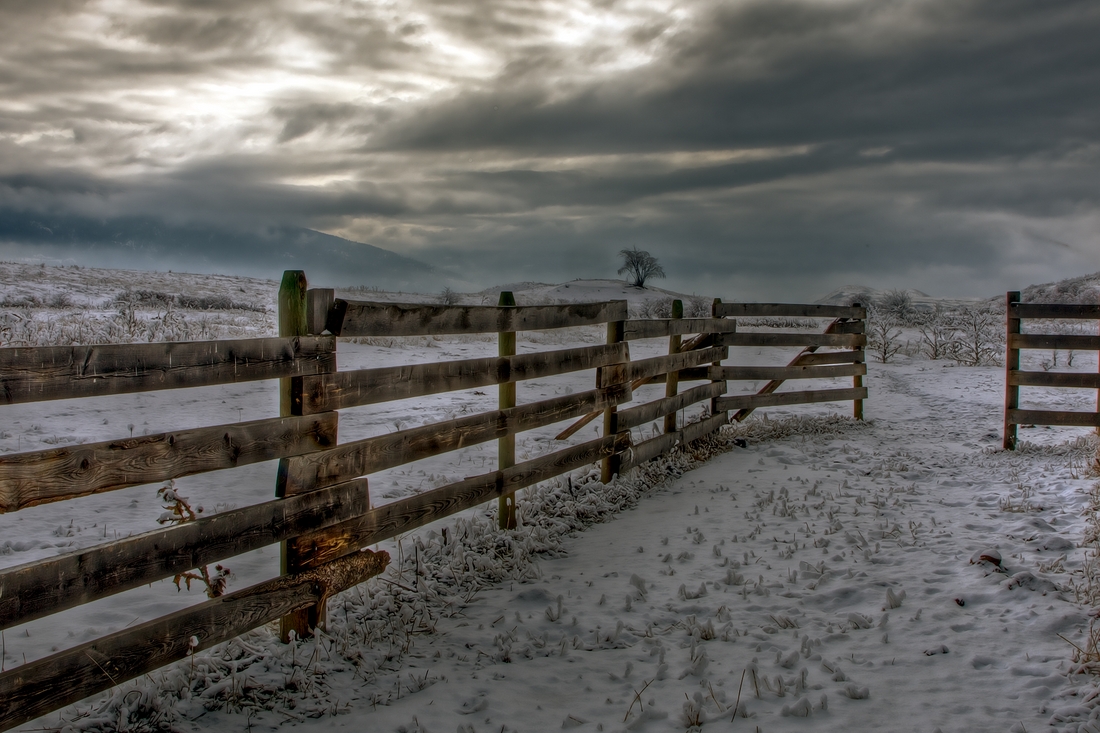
[0, 271, 866, 731]
[1003, 292, 1100, 449]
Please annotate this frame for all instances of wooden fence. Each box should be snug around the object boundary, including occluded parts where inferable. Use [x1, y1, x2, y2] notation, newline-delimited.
[0, 272, 865, 731]
[1003, 291, 1100, 449]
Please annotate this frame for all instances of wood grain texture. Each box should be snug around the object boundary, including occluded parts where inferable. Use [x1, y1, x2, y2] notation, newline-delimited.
[789, 350, 865, 366]
[331, 299, 629, 337]
[1008, 371, 1100, 388]
[497, 291, 518, 530]
[718, 332, 866, 349]
[0, 548, 388, 733]
[291, 433, 631, 567]
[1007, 409, 1100, 427]
[0, 413, 338, 514]
[0, 336, 336, 405]
[295, 342, 629, 414]
[622, 318, 737, 341]
[1010, 303, 1100, 320]
[681, 412, 729, 444]
[614, 382, 724, 432]
[711, 363, 866, 381]
[1007, 288, 1020, 449]
[717, 386, 868, 411]
[0, 478, 371, 631]
[716, 303, 866, 319]
[617, 413, 727, 473]
[1009, 333, 1100, 351]
[306, 288, 335, 336]
[280, 385, 632, 494]
[607, 347, 727, 386]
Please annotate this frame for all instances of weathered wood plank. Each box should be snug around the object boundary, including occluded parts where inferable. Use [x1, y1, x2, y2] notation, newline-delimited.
[306, 288, 335, 336]
[1011, 303, 1100, 320]
[615, 383, 724, 432]
[621, 432, 678, 471]
[295, 342, 629, 414]
[617, 413, 728, 474]
[0, 478, 371, 631]
[638, 367, 713, 385]
[604, 347, 727, 387]
[0, 548, 388, 733]
[711, 363, 867, 381]
[291, 433, 631, 568]
[1009, 371, 1100, 388]
[1006, 409, 1100, 428]
[681, 412, 729, 444]
[831, 320, 866, 334]
[1009, 334, 1100, 351]
[0, 336, 336, 405]
[716, 303, 866, 319]
[622, 318, 737, 341]
[717, 387, 868, 412]
[281, 384, 632, 494]
[719, 332, 866, 349]
[0, 413, 338, 514]
[791, 350, 865, 366]
[497, 291, 518, 530]
[663, 300, 684, 435]
[331, 300, 629, 337]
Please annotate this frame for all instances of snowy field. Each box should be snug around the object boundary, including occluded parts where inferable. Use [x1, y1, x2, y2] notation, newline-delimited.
[4, 265, 1100, 732]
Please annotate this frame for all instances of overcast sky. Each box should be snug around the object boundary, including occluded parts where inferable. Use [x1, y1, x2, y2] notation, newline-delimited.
[1, 0, 1098, 300]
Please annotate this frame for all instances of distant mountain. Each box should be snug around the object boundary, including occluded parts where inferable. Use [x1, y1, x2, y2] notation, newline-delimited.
[0, 210, 439, 291]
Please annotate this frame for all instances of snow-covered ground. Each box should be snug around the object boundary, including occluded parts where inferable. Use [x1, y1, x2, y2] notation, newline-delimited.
[4, 265, 1100, 732]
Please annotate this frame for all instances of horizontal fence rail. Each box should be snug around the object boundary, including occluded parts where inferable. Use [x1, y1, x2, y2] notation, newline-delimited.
[293, 342, 629, 414]
[329, 299, 629, 337]
[0, 413, 338, 513]
[0, 274, 870, 731]
[0, 336, 336, 405]
[1003, 291, 1100, 449]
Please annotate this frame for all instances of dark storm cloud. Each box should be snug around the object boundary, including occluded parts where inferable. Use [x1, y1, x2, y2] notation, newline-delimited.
[375, 0, 1100, 158]
[1, 0, 1098, 298]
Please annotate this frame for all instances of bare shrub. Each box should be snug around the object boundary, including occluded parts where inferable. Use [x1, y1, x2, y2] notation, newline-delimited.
[867, 304, 904, 363]
[633, 298, 673, 319]
[686, 296, 711, 318]
[947, 305, 1003, 366]
[915, 307, 954, 360]
[877, 289, 916, 325]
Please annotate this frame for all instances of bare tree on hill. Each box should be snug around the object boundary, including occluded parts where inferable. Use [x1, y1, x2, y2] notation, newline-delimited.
[618, 247, 666, 288]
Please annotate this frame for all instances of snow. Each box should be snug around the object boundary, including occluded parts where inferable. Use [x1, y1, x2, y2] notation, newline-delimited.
[4, 264, 1100, 732]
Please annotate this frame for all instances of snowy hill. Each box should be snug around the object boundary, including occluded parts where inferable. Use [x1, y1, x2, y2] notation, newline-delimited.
[814, 284, 979, 311]
[483, 278, 710, 309]
[1017, 270, 1100, 303]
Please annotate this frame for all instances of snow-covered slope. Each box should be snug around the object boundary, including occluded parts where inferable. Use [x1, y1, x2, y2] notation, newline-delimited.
[815, 284, 980, 311]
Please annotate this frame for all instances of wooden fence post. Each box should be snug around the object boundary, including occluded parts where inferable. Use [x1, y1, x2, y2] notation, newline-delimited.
[664, 300, 683, 434]
[498, 291, 517, 530]
[306, 288, 335, 336]
[602, 317, 626, 484]
[852, 302, 865, 421]
[276, 271, 323, 642]
[1004, 291, 1021, 450]
[711, 298, 728, 422]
